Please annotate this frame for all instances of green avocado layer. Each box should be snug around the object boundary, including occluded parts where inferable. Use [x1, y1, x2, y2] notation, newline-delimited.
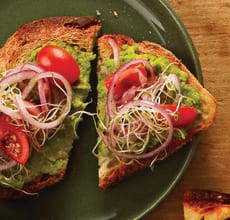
[0, 41, 95, 189]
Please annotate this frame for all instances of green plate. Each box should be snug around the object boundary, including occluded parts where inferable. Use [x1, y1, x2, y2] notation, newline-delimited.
[0, 0, 202, 219]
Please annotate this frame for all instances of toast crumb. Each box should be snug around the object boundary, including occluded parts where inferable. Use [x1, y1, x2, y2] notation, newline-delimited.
[113, 11, 119, 18]
[96, 10, 102, 16]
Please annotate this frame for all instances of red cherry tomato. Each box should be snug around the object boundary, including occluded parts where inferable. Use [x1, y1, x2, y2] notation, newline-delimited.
[0, 115, 30, 165]
[105, 64, 147, 100]
[36, 45, 80, 84]
[162, 105, 197, 128]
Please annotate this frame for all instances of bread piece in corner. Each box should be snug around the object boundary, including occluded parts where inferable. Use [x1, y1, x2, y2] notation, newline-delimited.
[183, 189, 230, 220]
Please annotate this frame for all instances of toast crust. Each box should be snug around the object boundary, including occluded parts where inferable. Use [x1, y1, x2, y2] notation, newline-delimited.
[0, 168, 65, 199]
[0, 16, 101, 72]
[97, 34, 216, 189]
[0, 16, 101, 199]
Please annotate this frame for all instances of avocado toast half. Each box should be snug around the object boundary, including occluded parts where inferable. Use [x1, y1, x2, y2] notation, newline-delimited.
[96, 34, 216, 189]
[0, 16, 101, 198]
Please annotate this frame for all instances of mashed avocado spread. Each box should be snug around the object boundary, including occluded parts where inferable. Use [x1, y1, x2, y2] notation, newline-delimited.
[0, 41, 95, 189]
[97, 44, 202, 158]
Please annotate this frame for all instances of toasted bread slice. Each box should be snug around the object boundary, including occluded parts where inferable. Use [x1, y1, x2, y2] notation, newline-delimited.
[96, 34, 216, 189]
[183, 189, 230, 220]
[0, 16, 101, 199]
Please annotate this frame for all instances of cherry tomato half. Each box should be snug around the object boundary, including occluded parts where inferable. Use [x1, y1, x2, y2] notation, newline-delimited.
[36, 45, 80, 84]
[0, 114, 30, 165]
[162, 105, 197, 128]
[105, 63, 147, 100]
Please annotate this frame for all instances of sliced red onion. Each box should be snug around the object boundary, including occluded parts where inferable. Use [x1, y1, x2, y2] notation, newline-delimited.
[137, 68, 148, 85]
[117, 59, 154, 78]
[106, 69, 119, 119]
[21, 62, 44, 73]
[21, 63, 51, 112]
[0, 64, 72, 130]
[23, 100, 42, 115]
[0, 70, 38, 119]
[108, 37, 120, 68]
[120, 86, 138, 105]
[15, 95, 59, 129]
[4, 65, 23, 77]
[15, 71, 72, 130]
[3, 63, 44, 78]
[106, 100, 173, 160]
[0, 103, 21, 120]
[0, 70, 38, 91]
[0, 149, 17, 171]
[106, 59, 154, 119]
[38, 78, 51, 113]
[1, 64, 51, 117]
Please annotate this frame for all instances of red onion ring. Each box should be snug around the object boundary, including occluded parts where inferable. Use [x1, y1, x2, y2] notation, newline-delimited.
[106, 59, 155, 119]
[38, 78, 51, 113]
[120, 86, 138, 105]
[0, 103, 21, 120]
[20, 63, 51, 112]
[4, 63, 44, 77]
[0, 70, 38, 90]
[137, 68, 148, 85]
[108, 37, 120, 68]
[15, 71, 72, 130]
[20, 63, 52, 112]
[4, 66, 23, 77]
[106, 100, 173, 160]
[0, 149, 17, 171]
[0, 70, 38, 119]
[0, 66, 72, 130]
[21, 62, 44, 73]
